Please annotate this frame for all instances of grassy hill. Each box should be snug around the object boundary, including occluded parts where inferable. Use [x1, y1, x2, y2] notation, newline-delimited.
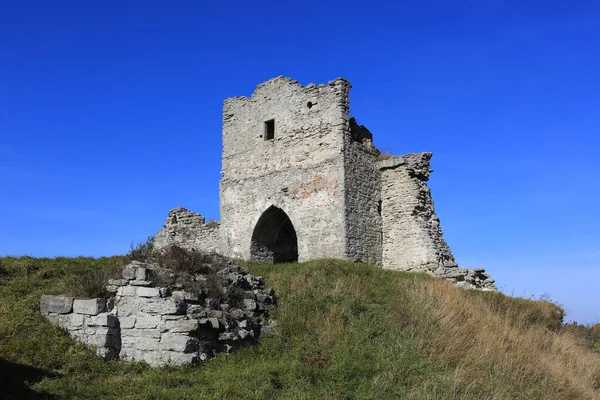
[0, 256, 599, 399]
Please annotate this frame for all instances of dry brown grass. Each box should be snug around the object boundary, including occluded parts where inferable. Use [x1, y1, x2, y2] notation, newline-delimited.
[393, 279, 600, 399]
[376, 151, 393, 161]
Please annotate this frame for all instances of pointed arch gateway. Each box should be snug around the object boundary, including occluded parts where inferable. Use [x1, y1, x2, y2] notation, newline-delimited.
[250, 206, 298, 263]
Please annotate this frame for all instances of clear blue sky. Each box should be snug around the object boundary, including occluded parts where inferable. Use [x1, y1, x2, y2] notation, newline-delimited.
[1, 1, 598, 323]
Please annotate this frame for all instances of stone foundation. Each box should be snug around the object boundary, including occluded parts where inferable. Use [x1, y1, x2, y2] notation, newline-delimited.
[41, 260, 276, 367]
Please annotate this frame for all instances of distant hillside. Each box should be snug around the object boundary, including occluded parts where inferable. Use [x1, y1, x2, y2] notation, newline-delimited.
[0, 256, 599, 399]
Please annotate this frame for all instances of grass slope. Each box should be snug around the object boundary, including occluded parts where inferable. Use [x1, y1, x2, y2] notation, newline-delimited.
[0, 256, 598, 399]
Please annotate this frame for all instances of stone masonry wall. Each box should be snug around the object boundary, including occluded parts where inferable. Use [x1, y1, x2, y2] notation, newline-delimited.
[41, 260, 277, 367]
[378, 153, 454, 272]
[220, 77, 351, 261]
[343, 139, 382, 264]
[154, 207, 221, 254]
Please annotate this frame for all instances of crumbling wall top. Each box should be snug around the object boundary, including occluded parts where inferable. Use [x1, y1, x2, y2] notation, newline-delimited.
[377, 152, 433, 181]
[223, 76, 351, 106]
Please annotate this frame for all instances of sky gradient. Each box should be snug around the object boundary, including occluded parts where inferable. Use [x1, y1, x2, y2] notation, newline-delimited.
[1, 1, 598, 322]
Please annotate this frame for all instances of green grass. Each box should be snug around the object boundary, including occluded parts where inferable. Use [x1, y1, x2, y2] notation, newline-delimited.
[0, 256, 598, 399]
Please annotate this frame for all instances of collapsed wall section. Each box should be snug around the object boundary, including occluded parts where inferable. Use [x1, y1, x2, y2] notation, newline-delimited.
[377, 153, 455, 271]
[41, 260, 277, 367]
[377, 153, 497, 291]
[220, 76, 351, 261]
[154, 207, 221, 254]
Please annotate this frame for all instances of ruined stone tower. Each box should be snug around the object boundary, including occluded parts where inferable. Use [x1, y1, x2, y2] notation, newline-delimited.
[155, 76, 496, 290]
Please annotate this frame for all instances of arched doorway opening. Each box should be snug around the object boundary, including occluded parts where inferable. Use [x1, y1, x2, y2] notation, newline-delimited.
[251, 206, 298, 263]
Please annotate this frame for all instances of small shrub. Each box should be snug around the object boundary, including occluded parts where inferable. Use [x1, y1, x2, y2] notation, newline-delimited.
[204, 273, 226, 300]
[155, 245, 209, 273]
[0, 260, 8, 279]
[127, 235, 155, 261]
[377, 151, 393, 161]
[151, 245, 233, 299]
[61, 263, 122, 299]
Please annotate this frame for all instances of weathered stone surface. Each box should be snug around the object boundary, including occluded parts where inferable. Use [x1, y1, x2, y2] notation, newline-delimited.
[122, 265, 137, 280]
[154, 207, 221, 254]
[161, 333, 198, 352]
[73, 298, 105, 315]
[140, 299, 186, 315]
[135, 313, 161, 329]
[136, 337, 161, 351]
[121, 328, 161, 339]
[129, 280, 152, 287]
[87, 313, 118, 328]
[66, 313, 85, 328]
[119, 316, 136, 329]
[243, 299, 257, 311]
[378, 153, 455, 272]
[135, 267, 147, 281]
[159, 319, 199, 333]
[40, 295, 73, 314]
[117, 286, 136, 297]
[116, 297, 140, 316]
[136, 287, 160, 298]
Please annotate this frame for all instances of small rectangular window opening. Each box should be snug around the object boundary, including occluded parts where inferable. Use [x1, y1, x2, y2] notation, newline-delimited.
[264, 119, 275, 140]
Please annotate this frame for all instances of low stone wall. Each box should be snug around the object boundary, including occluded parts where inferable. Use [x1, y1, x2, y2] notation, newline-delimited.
[41, 296, 120, 360]
[41, 260, 276, 367]
[154, 207, 221, 254]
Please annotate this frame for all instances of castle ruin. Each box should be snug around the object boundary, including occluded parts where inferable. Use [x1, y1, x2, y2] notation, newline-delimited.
[155, 76, 496, 291]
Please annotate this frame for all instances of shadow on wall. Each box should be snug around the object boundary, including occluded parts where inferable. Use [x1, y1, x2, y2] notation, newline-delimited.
[0, 358, 57, 399]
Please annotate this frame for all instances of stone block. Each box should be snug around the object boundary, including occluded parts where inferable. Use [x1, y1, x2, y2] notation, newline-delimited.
[40, 295, 73, 314]
[161, 333, 198, 352]
[208, 318, 220, 329]
[87, 332, 120, 348]
[256, 294, 272, 304]
[136, 337, 161, 351]
[117, 286, 137, 297]
[121, 328, 161, 339]
[135, 313, 161, 329]
[122, 265, 137, 280]
[119, 316, 136, 329]
[243, 299, 257, 311]
[116, 297, 140, 316]
[238, 329, 251, 339]
[87, 313, 118, 328]
[162, 315, 186, 321]
[67, 313, 85, 329]
[159, 319, 199, 333]
[135, 267, 147, 281]
[187, 305, 207, 319]
[164, 351, 197, 366]
[73, 298, 106, 315]
[142, 351, 164, 367]
[141, 299, 186, 315]
[130, 280, 152, 286]
[137, 287, 160, 298]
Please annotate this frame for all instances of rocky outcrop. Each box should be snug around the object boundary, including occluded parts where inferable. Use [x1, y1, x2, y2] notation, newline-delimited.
[41, 257, 276, 367]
